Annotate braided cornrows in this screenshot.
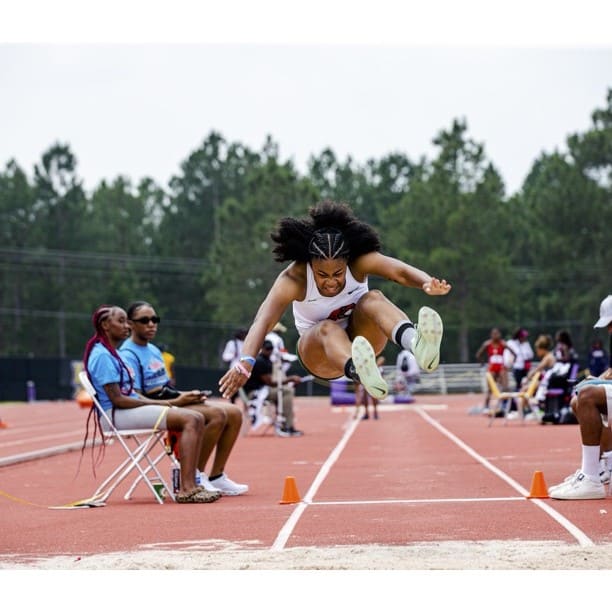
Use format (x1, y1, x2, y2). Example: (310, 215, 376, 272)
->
(271, 200, 381, 263)
(308, 227, 349, 260)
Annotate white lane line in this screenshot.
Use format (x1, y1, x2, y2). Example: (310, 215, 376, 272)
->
(0, 440, 99, 466)
(311, 497, 525, 505)
(271, 414, 361, 551)
(415, 406, 594, 546)
(270, 403, 594, 551)
(0, 429, 86, 449)
(331, 403, 447, 414)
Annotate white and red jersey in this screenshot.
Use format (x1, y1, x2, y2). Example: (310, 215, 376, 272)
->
(292, 263, 369, 336)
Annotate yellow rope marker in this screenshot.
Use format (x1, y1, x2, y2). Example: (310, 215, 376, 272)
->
(0, 488, 105, 510)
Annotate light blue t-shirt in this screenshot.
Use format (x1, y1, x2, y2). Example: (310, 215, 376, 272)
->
(119, 338, 169, 393)
(87, 342, 139, 411)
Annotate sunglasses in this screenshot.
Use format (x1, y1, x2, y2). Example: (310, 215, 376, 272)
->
(131, 316, 161, 325)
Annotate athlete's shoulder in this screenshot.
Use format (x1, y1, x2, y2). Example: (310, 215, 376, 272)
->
(279, 262, 307, 289)
(350, 251, 390, 276)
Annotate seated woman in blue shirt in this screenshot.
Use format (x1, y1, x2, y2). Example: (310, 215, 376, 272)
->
(119, 301, 247, 496)
(83, 304, 219, 503)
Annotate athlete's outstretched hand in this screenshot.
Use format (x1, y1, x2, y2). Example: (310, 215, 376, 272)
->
(219, 365, 249, 400)
(423, 277, 451, 295)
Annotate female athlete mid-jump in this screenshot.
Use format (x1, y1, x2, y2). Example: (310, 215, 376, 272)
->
(219, 200, 451, 402)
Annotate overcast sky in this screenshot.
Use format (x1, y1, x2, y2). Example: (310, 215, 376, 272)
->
(1, 1, 611, 196)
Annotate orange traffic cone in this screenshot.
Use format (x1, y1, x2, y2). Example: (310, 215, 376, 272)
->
(279, 476, 301, 504)
(527, 470, 549, 498)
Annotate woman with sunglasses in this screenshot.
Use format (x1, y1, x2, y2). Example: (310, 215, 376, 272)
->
(82, 304, 219, 503)
(219, 200, 451, 402)
(120, 301, 247, 496)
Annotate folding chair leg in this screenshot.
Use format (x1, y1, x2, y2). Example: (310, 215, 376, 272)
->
(487, 402, 498, 427)
(123, 438, 178, 503)
(91, 453, 140, 504)
(91, 432, 169, 504)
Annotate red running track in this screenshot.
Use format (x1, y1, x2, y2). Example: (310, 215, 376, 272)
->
(0, 393, 610, 561)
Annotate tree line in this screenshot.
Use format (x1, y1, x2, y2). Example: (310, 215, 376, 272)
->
(1, 89, 610, 368)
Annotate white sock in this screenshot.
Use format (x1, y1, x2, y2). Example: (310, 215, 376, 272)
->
(581, 445, 601, 480)
(602, 450, 612, 469)
(392, 320, 416, 351)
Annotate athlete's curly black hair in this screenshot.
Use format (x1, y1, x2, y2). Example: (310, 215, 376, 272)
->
(270, 200, 381, 263)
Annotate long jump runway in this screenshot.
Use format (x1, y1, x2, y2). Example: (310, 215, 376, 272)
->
(1, 393, 612, 570)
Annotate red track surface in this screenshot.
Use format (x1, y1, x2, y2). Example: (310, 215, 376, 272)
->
(1, 393, 610, 561)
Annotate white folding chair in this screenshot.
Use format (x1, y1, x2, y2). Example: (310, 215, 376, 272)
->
(78, 371, 177, 506)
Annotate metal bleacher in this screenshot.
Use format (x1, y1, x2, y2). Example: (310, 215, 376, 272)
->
(382, 363, 488, 395)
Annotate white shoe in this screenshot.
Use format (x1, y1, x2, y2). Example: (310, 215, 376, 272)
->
(351, 336, 388, 400)
(599, 458, 611, 485)
(209, 473, 248, 496)
(549, 470, 606, 500)
(251, 411, 272, 432)
(523, 410, 542, 422)
(548, 469, 581, 494)
(196, 471, 221, 493)
(411, 307, 443, 372)
(549, 464, 611, 494)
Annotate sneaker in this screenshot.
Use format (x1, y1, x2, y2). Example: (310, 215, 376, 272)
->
(276, 426, 304, 437)
(548, 469, 581, 494)
(176, 487, 220, 503)
(209, 473, 248, 496)
(549, 465, 611, 494)
(251, 411, 272, 432)
(599, 458, 611, 485)
(196, 470, 222, 493)
(275, 425, 292, 437)
(411, 306, 443, 372)
(549, 470, 606, 500)
(351, 336, 388, 400)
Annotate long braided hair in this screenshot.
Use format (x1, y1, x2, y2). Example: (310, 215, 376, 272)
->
(80, 305, 133, 471)
(271, 200, 381, 263)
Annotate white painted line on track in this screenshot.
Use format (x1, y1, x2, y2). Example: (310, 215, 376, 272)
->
(271, 412, 361, 551)
(0, 429, 85, 450)
(311, 496, 526, 505)
(415, 406, 594, 546)
(331, 403, 447, 414)
(271, 401, 595, 550)
(0, 439, 100, 466)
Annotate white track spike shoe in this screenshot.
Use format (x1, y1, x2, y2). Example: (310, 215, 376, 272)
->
(411, 307, 443, 373)
(351, 336, 388, 401)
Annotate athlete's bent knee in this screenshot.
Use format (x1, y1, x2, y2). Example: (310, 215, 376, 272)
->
(577, 385, 605, 415)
